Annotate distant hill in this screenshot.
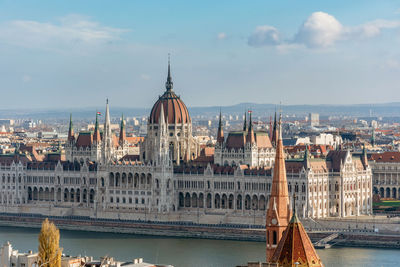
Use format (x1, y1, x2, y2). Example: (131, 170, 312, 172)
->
(1, 102, 400, 120)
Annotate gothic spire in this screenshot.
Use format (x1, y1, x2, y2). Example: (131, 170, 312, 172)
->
(243, 112, 247, 132)
(304, 144, 310, 169)
(217, 109, 224, 144)
(119, 113, 126, 145)
(68, 113, 74, 142)
(93, 112, 101, 143)
(246, 111, 255, 144)
(362, 143, 368, 169)
(104, 98, 111, 136)
(102, 98, 113, 163)
(165, 55, 173, 92)
(271, 111, 277, 147)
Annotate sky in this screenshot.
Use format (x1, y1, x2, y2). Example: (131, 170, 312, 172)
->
(0, 0, 400, 109)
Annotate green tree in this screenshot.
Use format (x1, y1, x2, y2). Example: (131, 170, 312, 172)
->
(38, 218, 62, 267)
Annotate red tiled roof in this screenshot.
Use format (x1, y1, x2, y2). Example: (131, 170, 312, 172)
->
(271, 213, 324, 266)
(255, 132, 273, 148)
(149, 90, 190, 124)
(225, 132, 246, 149)
(76, 132, 93, 148)
(370, 152, 400, 163)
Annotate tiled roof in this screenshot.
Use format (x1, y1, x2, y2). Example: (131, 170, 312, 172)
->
(225, 131, 246, 149)
(370, 152, 400, 163)
(149, 90, 190, 124)
(255, 132, 273, 148)
(76, 132, 93, 148)
(271, 212, 324, 267)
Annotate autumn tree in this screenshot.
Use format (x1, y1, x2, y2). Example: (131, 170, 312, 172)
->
(38, 218, 62, 267)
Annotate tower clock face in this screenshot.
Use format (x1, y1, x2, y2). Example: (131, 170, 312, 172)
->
(271, 218, 277, 225)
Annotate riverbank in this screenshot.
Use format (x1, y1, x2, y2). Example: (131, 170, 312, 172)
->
(0, 213, 399, 249)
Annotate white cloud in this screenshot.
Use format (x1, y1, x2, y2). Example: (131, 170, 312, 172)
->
(248, 25, 280, 47)
(217, 32, 227, 40)
(347, 19, 400, 39)
(248, 11, 400, 50)
(0, 14, 128, 50)
(294, 12, 343, 48)
(22, 75, 31, 83)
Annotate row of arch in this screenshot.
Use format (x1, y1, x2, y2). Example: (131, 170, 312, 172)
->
(108, 172, 152, 189)
(178, 192, 267, 210)
(27, 187, 95, 203)
(375, 187, 400, 199)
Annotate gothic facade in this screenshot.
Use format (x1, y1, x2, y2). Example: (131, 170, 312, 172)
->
(0, 63, 373, 225)
(214, 112, 276, 168)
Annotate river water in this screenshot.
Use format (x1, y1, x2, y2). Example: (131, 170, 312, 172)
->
(0, 226, 398, 267)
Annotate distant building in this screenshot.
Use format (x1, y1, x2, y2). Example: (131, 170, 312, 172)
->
(309, 113, 319, 127)
(370, 151, 400, 199)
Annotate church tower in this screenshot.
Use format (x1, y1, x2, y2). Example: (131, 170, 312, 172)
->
(266, 114, 291, 261)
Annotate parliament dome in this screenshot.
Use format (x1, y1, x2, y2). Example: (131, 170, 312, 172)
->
(149, 63, 190, 124)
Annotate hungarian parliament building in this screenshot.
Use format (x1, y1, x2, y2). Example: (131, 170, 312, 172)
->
(0, 63, 373, 225)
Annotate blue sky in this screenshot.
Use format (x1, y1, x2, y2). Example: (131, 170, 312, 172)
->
(0, 0, 399, 109)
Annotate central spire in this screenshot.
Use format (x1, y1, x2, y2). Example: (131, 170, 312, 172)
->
(165, 54, 173, 92)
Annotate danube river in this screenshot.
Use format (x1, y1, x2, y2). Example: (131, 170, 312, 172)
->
(0, 226, 398, 267)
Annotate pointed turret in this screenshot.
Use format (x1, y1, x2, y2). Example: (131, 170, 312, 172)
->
(270, 194, 324, 267)
(271, 111, 278, 147)
(266, 114, 291, 261)
(159, 103, 166, 133)
(243, 112, 247, 132)
(304, 144, 310, 169)
(361, 143, 368, 169)
(371, 128, 376, 147)
(68, 113, 75, 142)
(246, 111, 255, 144)
(217, 110, 224, 144)
(165, 55, 173, 92)
(102, 99, 113, 163)
(119, 114, 126, 145)
(93, 112, 101, 144)
(104, 99, 111, 137)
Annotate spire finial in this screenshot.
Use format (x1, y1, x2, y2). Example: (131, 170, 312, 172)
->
(166, 54, 173, 91)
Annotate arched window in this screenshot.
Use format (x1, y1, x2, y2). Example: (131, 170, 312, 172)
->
(273, 231, 277, 245)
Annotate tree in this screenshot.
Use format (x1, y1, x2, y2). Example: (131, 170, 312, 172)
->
(38, 218, 62, 267)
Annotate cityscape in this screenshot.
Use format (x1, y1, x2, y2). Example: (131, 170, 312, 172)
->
(1, 1, 400, 267)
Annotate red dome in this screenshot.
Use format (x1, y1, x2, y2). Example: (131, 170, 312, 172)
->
(150, 90, 190, 124)
(149, 62, 190, 124)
